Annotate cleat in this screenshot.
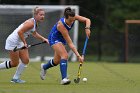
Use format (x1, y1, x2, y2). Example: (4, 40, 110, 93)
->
(61, 78, 71, 85)
(11, 79, 25, 83)
(40, 63, 46, 80)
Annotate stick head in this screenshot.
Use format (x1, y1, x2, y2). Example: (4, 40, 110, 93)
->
(74, 78, 80, 83)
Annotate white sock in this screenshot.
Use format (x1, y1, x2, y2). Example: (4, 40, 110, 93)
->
(0, 61, 11, 69)
(13, 62, 26, 79)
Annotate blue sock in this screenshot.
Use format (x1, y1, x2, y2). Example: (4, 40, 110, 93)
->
(60, 59, 68, 79)
(43, 59, 56, 70)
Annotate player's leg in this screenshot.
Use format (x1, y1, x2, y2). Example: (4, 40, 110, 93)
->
(40, 52, 60, 80)
(0, 51, 19, 69)
(52, 43, 70, 85)
(0, 37, 20, 70)
(11, 49, 29, 83)
(43, 52, 60, 70)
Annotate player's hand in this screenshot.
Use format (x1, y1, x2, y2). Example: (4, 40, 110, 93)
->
(85, 29, 91, 38)
(43, 39, 49, 45)
(23, 43, 28, 49)
(24, 43, 28, 48)
(78, 55, 84, 63)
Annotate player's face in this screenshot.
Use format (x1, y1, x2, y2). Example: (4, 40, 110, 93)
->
(36, 11, 45, 22)
(67, 16, 75, 24)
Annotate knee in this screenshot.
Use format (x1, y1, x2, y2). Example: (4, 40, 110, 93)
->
(11, 61, 19, 67)
(53, 59, 60, 65)
(61, 53, 68, 59)
(22, 58, 29, 65)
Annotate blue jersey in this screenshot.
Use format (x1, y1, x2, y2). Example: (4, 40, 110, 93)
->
(48, 17, 75, 46)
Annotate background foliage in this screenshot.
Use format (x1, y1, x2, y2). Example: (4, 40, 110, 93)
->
(0, 0, 140, 62)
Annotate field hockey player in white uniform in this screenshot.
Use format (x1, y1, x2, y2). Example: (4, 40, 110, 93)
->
(0, 7, 48, 83)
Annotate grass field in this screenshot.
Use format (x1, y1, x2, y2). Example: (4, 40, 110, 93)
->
(0, 62, 140, 93)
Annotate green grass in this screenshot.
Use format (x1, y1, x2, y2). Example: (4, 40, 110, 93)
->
(0, 62, 140, 93)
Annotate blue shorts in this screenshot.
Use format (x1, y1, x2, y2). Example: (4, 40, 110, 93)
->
(48, 35, 66, 46)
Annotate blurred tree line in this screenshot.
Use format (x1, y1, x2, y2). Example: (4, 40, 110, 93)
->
(0, 0, 140, 62)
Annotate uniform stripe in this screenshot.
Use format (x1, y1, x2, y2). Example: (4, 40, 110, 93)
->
(9, 61, 11, 68)
(5, 61, 8, 69)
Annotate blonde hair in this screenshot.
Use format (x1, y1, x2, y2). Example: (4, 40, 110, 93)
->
(32, 6, 44, 17)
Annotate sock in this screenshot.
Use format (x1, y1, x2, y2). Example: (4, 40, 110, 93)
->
(12, 62, 26, 79)
(0, 61, 11, 69)
(43, 59, 57, 70)
(60, 59, 68, 79)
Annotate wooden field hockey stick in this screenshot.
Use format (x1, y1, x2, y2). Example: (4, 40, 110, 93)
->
(74, 37, 89, 83)
(13, 41, 46, 52)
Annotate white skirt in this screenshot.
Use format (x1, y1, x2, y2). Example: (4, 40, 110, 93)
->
(5, 37, 24, 51)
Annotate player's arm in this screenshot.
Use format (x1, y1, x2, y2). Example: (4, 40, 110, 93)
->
(57, 22, 83, 62)
(18, 20, 34, 46)
(32, 31, 49, 44)
(75, 15, 91, 38)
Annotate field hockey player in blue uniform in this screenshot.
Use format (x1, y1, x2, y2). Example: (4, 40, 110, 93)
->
(40, 7, 91, 85)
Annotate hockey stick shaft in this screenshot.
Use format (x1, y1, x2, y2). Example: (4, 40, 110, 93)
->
(78, 37, 88, 76)
(74, 37, 89, 83)
(28, 41, 46, 47)
(13, 41, 46, 52)
(82, 37, 89, 56)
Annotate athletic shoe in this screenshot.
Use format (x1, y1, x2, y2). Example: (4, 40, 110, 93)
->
(61, 78, 71, 85)
(11, 79, 26, 83)
(40, 63, 46, 80)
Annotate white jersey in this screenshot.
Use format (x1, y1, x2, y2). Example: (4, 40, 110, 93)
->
(8, 18, 36, 42)
(5, 18, 37, 50)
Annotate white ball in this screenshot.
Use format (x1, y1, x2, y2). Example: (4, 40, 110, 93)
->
(82, 78, 87, 82)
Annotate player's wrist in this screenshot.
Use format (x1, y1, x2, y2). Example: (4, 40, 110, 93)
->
(77, 55, 80, 58)
(85, 27, 91, 29)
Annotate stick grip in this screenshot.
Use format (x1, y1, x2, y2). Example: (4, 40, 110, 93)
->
(82, 37, 88, 56)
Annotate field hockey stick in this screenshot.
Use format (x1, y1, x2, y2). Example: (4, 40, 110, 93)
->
(74, 37, 89, 83)
(13, 41, 46, 52)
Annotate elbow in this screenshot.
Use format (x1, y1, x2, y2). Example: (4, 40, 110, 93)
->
(18, 31, 22, 36)
(32, 34, 36, 38)
(32, 32, 37, 38)
(86, 18, 91, 24)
